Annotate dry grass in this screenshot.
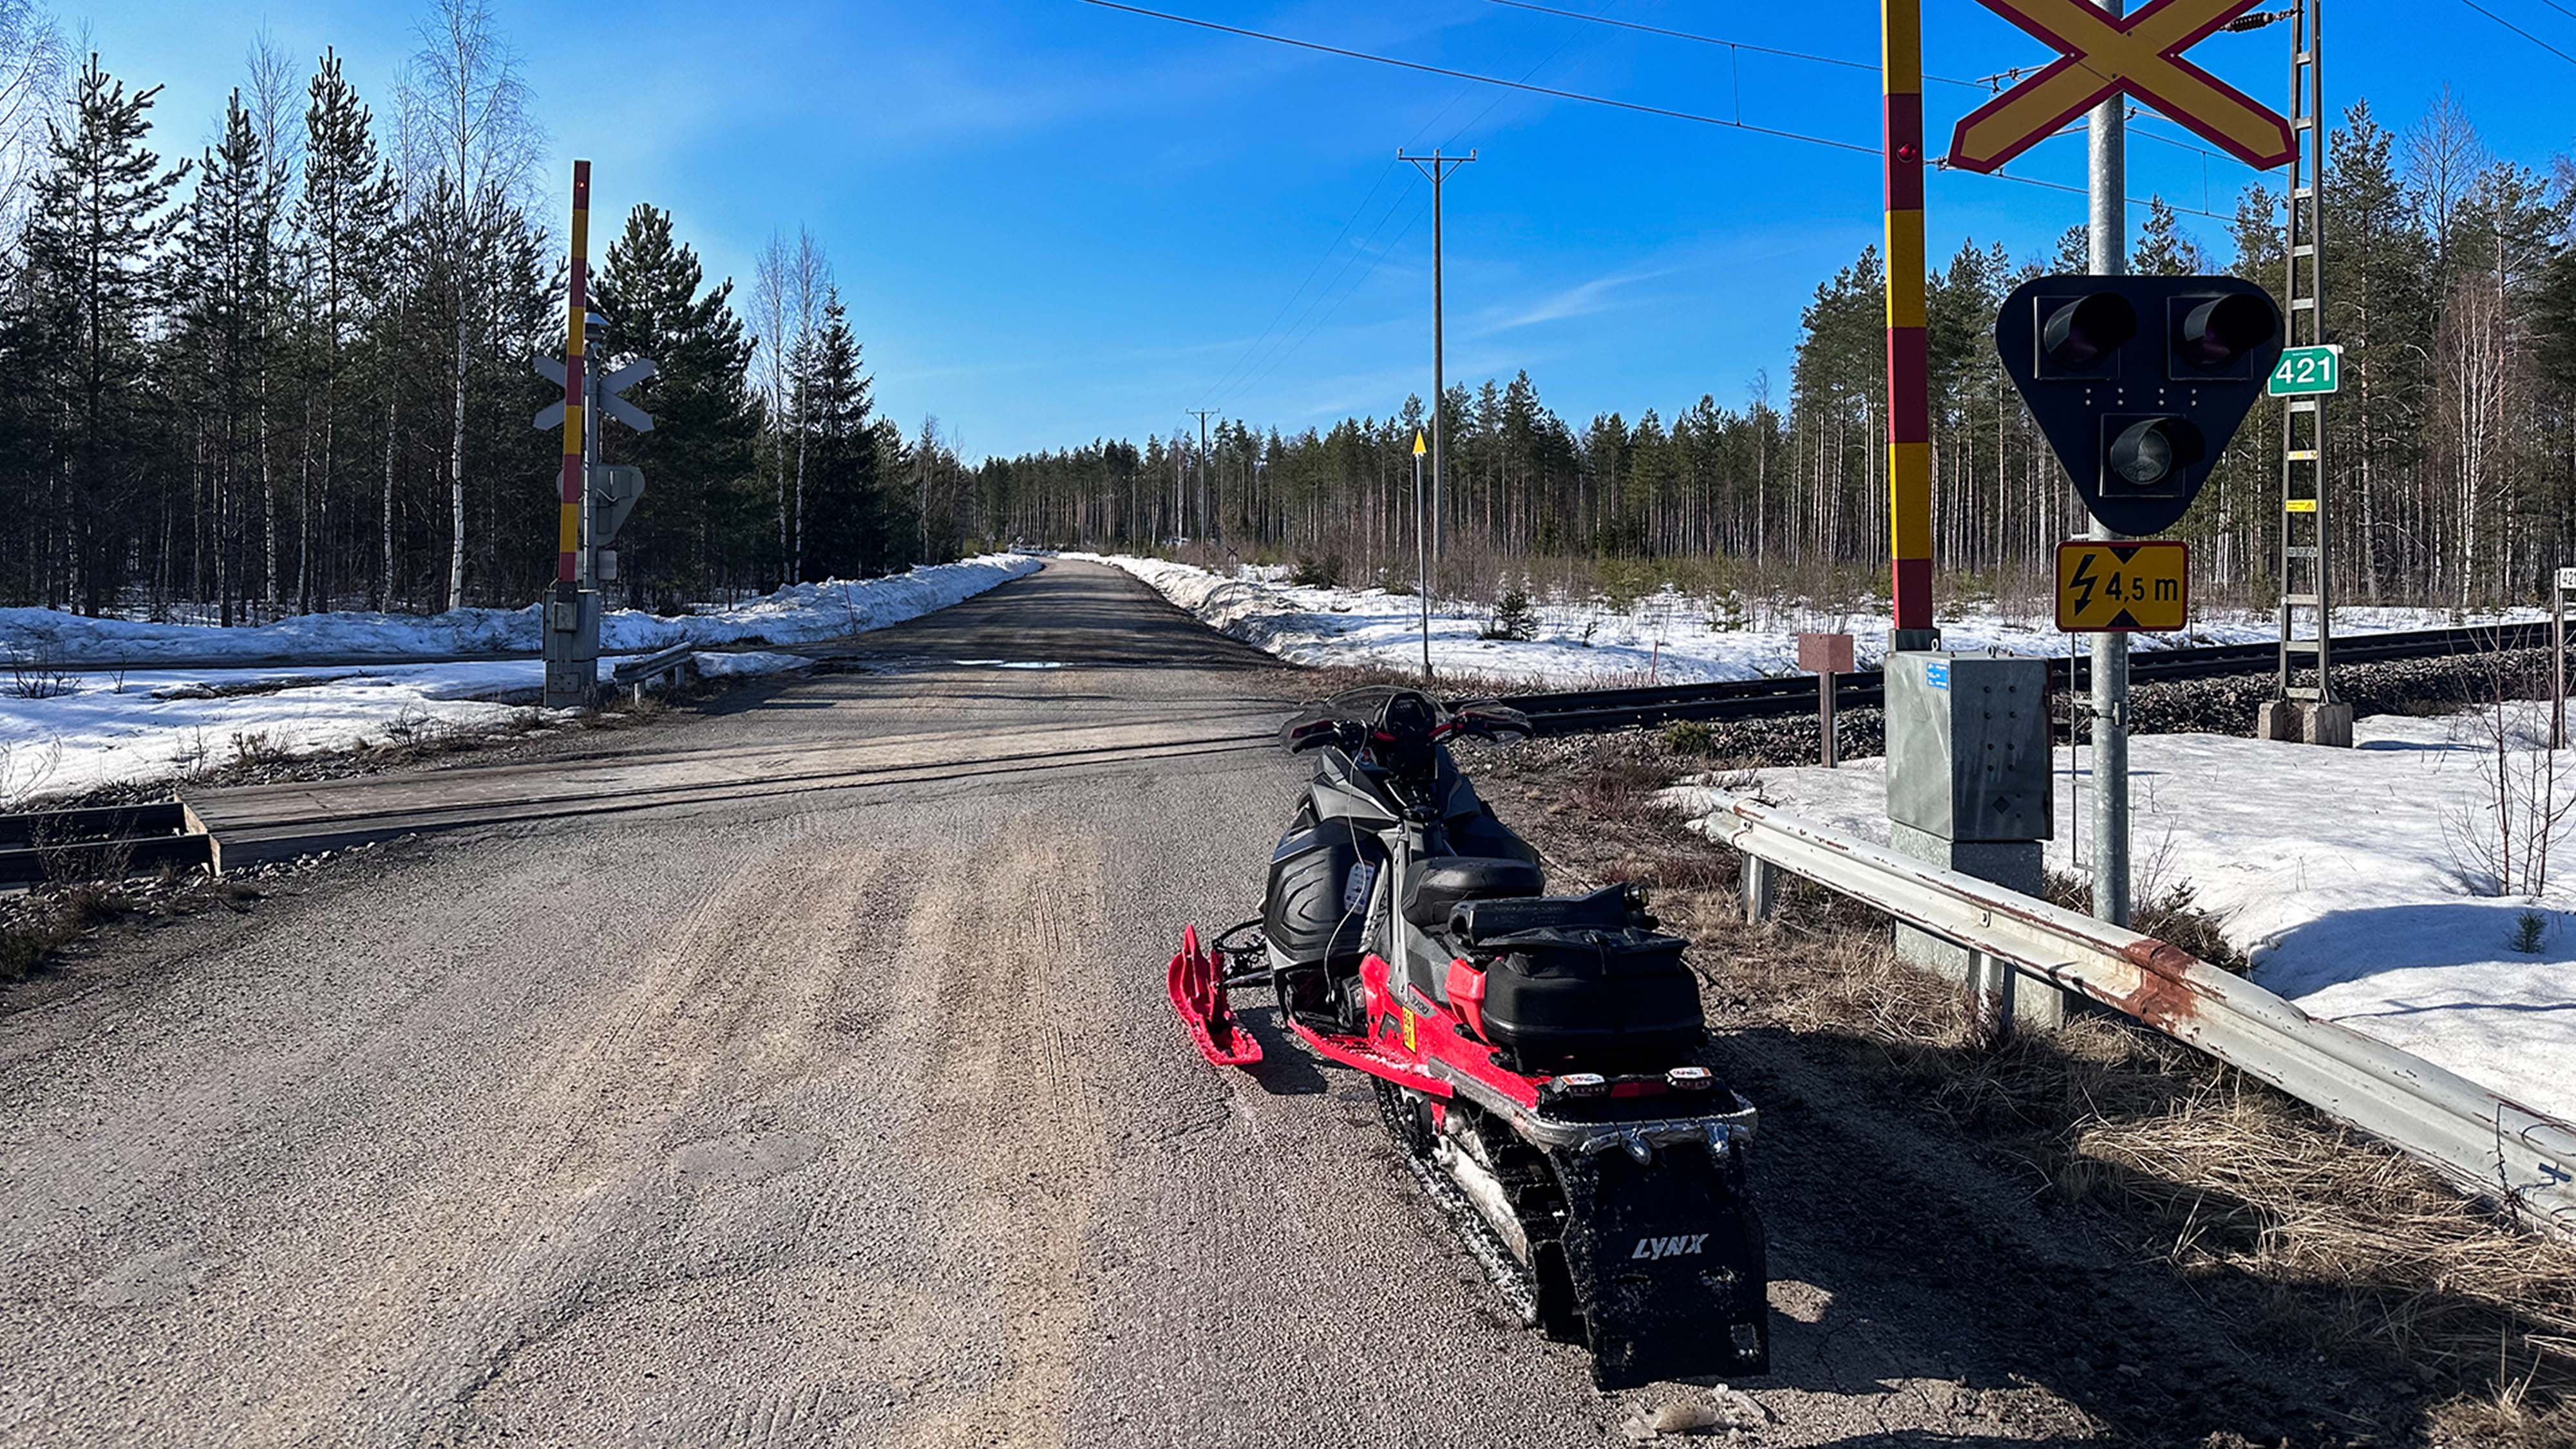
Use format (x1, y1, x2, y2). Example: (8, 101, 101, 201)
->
(1, 864, 263, 985)
(1489, 745, 2576, 1433)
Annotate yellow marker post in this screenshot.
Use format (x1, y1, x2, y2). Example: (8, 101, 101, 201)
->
(1412, 430, 1431, 682)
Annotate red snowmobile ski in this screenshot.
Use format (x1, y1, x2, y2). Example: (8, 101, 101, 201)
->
(1170, 687, 1768, 1389)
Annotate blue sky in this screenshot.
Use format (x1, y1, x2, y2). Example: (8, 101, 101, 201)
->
(62, 0, 2576, 458)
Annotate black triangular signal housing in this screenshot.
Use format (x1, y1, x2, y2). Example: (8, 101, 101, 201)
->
(1996, 274, 2282, 537)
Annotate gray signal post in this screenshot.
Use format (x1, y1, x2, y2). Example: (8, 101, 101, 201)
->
(2086, 0, 2133, 928)
(534, 337, 655, 708)
(1399, 149, 1472, 602)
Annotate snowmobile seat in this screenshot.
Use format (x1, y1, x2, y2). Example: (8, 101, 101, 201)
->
(1446, 886, 1638, 945)
(1403, 858, 1544, 928)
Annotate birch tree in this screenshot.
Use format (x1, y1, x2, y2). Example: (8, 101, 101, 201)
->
(402, 0, 536, 610)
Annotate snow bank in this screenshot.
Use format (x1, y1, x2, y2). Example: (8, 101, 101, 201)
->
(0, 554, 1041, 667)
(1078, 553, 2536, 690)
(1668, 707, 2576, 1124)
(0, 650, 820, 806)
(0, 556, 1041, 802)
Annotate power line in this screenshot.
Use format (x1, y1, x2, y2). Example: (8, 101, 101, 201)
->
(2454, 0, 2576, 64)
(1075, 0, 1879, 155)
(1213, 193, 1430, 412)
(1474, 0, 1988, 90)
(1193, 160, 1399, 410)
(1937, 158, 2232, 221)
(1208, 169, 1430, 412)
(2539, 0, 2576, 19)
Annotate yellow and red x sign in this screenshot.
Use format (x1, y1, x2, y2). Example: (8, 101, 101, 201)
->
(1947, 0, 2295, 175)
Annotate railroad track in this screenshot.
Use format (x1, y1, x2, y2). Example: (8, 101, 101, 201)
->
(1500, 621, 2559, 734)
(3, 622, 2551, 879)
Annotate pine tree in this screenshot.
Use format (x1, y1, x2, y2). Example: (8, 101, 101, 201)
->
(2133, 197, 2206, 275)
(796, 289, 884, 579)
(21, 54, 189, 613)
(175, 90, 267, 622)
(296, 47, 395, 614)
(591, 202, 759, 605)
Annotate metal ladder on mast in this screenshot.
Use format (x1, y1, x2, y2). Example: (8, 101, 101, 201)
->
(2275, 0, 2332, 705)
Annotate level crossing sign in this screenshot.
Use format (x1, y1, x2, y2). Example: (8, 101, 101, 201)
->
(1947, 0, 2296, 175)
(2056, 540, 2190, 632)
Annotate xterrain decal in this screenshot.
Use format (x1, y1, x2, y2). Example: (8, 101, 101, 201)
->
(1630, 1234, 1709, 1262)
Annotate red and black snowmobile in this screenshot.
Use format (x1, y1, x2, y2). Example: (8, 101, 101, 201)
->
(1170, 686, 1768, 1388)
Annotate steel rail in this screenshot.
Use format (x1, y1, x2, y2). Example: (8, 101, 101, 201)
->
(1498, 621, 2560, 734)
(1690, 788, 2576, 1238)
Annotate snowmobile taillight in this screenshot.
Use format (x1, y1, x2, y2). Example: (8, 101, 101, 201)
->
(1665, 1067, 1714, 1092)
(1553, 1072, 1609, 1099)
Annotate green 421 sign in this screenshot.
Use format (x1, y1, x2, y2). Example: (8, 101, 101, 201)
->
(2268, 343, 2343, 397)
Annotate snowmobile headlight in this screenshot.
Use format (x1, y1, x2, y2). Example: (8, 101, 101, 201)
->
(1665, 1067, 1713, 1091)
(1554, 1072, 1608, 1098)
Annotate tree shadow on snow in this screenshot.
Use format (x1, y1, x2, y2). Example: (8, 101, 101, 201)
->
(2254, 899, 2576, 1001)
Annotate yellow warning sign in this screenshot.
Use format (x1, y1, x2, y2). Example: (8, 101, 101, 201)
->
(1412, 430, 1428, 458)
(2284, 498, 2317, 513)
(2056, 540, 2189, 633)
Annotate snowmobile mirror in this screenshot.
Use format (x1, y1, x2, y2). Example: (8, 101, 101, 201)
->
(1282, 717, 1346, 753)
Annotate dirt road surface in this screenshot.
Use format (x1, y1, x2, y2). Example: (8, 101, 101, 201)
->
(1, 562, 2380, 1446)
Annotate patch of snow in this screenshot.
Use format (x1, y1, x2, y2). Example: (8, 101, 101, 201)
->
(688, 650, 815, 681)
(1668, 704, 2576, 1124)
(0, 560, 1036, 801)
(1075, 553, 2540, 690)
(0, 554, 1041, 667)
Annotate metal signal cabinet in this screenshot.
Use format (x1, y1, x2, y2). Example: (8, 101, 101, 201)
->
(1884, 651, 2062, 1028)
(1885, 652, 2053, 844)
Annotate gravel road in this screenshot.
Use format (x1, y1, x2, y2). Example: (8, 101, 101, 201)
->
(0, 562, 2380, 1446)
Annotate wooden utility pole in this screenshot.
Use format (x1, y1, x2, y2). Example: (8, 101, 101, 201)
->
(1399, 149, 1473, 601)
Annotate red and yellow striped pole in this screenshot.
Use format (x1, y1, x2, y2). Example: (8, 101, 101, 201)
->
(557, 160, 591, 585)
(1883, 2, 1935, 643)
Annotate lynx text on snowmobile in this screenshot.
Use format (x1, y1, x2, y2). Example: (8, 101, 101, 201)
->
(1168, 687, 1768, 1388)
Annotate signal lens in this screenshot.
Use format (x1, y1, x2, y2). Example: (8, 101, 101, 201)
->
(2180, 293, 2278, 368)
(2043, 292, 2137, 369)
(2107, 417, 2204, 490)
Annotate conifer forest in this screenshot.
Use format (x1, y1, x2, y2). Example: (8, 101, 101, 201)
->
(1, 0, 2568, 618)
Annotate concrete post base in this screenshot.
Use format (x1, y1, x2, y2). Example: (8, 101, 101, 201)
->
(1888, 822, 2065, 1031)
(2256, 698, 2354, 748)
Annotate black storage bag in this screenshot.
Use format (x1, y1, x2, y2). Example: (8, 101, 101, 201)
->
(1471, 925, 1703, 1074)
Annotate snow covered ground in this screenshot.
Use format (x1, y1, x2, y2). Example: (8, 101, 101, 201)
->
(0, 557, 1041, 804)
(1669, 705, 2576, 1124)
(1081, 553, 2534, 689)
(2, 554, 1041, 666)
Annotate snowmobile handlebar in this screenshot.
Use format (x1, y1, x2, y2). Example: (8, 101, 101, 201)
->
(1278, 689, 1532, 755)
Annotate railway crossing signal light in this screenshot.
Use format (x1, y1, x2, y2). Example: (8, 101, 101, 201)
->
(1999, 274, 2281, 537)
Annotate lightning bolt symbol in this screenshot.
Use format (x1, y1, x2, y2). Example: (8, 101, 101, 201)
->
(2070, 551, 2100, 615)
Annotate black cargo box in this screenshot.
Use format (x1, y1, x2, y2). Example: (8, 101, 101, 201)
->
(1468, 925, 1703, 1074)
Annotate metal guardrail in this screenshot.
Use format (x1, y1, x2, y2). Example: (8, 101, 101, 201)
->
(1692, 788, 2576, 1238)
(1503, 622, 2562, 735)
(0, 802, 220, 886)
(609, 643, 698, 691)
